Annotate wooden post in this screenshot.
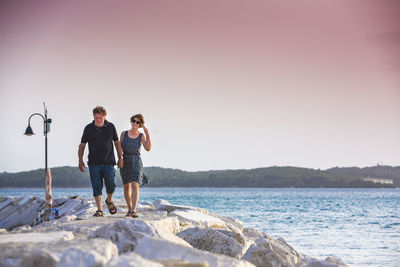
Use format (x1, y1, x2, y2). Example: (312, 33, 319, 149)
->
(46, 169, 52, 208)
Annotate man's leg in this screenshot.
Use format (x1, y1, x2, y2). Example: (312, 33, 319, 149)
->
(89, 165, 103, 212)
(103, 165, 117, 214)
(95, 195, 102, 211)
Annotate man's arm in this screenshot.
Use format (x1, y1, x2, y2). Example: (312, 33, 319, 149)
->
(78, 143, 86, 172)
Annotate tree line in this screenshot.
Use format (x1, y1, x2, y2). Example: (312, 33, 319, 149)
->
(0, 165, 398, 188)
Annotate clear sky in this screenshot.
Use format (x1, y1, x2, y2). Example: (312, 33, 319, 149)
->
(1, 0, 399, 173)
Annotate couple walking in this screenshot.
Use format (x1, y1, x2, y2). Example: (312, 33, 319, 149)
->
(78, 106, 151, 218)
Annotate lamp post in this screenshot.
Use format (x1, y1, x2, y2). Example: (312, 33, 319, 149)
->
(24, 103, 52, 208)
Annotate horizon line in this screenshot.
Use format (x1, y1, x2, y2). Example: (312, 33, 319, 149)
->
(2, 164, 399, 174)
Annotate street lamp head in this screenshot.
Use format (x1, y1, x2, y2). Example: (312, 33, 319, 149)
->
(24, 125, 35, 136)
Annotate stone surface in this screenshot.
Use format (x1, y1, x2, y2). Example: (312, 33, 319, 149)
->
(134, 236, 254, 267)
(90, 217, 191, 253)
(170, 209, 226, 229)
(106, 252, 163, 267)
(0, 197, 97, 231)
(300, 256, 348, 267)
(0, 231, 74, 244)
(0, 197, 44, 230)
(177, 227, 246, 259)
(0, 197, 348, 267)
(243, 228, 269, 242)
(57, 247, 108, 267)
(153, 199, 242, 233)
(242, 236, 301, 267)
(155, 259, 210, 267)
(19, 249, 59, 267)
(0, 238, 118, 267)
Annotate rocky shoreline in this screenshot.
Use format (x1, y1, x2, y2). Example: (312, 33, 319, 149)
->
(0, 196, 347, 267)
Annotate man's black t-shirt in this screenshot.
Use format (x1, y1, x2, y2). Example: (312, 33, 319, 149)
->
(81, 120, 119, 165)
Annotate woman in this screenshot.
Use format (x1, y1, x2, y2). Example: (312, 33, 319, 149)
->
(119, 114, 151, 217)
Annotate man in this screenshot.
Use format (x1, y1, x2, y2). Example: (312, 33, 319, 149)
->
(78, 106, 123, 217)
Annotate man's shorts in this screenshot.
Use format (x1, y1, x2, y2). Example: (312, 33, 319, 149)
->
(88, 165, 116, 197)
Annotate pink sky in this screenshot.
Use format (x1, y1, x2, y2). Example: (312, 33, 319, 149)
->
(1, 0, 399, 172)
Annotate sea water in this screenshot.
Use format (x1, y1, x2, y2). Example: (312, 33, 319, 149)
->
(1, 187, 399, 266)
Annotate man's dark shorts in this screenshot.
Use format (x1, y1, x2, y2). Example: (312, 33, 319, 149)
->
(88, 165, 116, 197)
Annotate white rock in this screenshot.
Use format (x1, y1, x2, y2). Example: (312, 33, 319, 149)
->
(177, 227, 247, 259)
(134, 236, 255, 267)
(150, 215, 181, 234)
(153, 199, 171, 210)
(0, 197, 14, 211)
(90, 218, 191, 253)
(0, 197, 44, 230)
(300, 256, 348, 267)
(137, 202, 156, 212)
(18, 197, 32, 206)
(242, 236, 301, 267)
(54, 239, 118, 261)
(325, 256, 348, 266)
(58, 215, 77, 223)
(11, 224, 32, 233)
(146, 210, 168, 217)
(49, 239, 119, 267)
(170, 209, 226, 229)
(106, 252, 163, 267)
(20, 248, 59, 267)
(0, 231, 74, 243)
(0, 237, 117, 267)
(73, 202, 97, 219)
(56, 199, 87, 217)
(0, 197, 348, 267)
(153, 199, 202, 213)
(57, 247, 108, 267)
(154, 199, 243, 233)
(243, 228, 269, 242)
(218, 229, 247, 247)
(0, 197, 96, 231)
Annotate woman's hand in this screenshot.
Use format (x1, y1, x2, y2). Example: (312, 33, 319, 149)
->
(143, 125, 149, 135)
(117, 158, 123, 168)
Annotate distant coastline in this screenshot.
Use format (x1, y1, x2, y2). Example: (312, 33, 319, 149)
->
(1, 165, 398, 188)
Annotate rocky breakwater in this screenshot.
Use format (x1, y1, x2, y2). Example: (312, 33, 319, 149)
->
(0, 196, 348, 267)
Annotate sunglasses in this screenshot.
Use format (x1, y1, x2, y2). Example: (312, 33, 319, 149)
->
(131, 120, 141, 124)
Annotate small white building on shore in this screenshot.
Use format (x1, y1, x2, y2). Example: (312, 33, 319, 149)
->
(363, 177, 393, 184)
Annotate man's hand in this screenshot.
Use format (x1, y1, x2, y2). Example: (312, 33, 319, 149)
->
(78, 143, 86, 172)
(79, 161, 86, 172)
(117, 158, 123, 169)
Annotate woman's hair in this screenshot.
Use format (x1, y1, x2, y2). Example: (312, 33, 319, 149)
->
(130, 114, 145, 128)
(93, 106, 107, 116)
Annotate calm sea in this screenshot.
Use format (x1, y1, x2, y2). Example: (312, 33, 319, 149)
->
(1, 188, 399, 266)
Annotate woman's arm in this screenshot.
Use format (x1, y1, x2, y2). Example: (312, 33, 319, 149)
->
(120, 131, 125, 145)
(142, 126, 151, 151)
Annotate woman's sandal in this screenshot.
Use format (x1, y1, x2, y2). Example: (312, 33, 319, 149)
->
(105, 200, 117, 214)
(126, 211, 132, 217)
(131, 211, 139, 218)
(93, 210, 103, 217)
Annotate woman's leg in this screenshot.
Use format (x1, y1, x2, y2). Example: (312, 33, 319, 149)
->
(124, 183, 132, 212)
(131, 182, 139, 212)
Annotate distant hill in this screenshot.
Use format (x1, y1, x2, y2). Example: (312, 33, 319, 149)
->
(0, 165, 398, 188)
(327, 165, 400, 187)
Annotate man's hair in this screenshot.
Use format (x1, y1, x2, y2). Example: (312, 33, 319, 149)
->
(93, 106, 107, 116)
